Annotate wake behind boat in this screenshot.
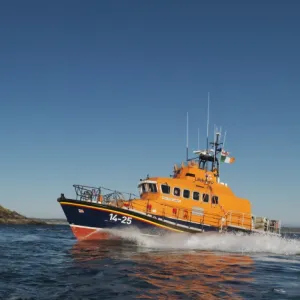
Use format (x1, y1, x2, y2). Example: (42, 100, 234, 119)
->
(57, 129, 281, 241)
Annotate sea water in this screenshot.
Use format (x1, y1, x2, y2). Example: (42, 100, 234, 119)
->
(0, 225, 299, 299)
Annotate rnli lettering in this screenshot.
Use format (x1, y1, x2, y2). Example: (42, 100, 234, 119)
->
(162, 196, 181, 203)
(109, 213, 132, 224)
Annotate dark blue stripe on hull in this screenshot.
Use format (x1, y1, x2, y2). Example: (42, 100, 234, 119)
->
(161, 215, 219, 233)
(60, 202, 180, 235)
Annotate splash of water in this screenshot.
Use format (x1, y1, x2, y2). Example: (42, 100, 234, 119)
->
(107, 227, 300, 255)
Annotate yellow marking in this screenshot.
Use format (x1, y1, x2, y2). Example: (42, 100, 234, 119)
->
(60, 201, 183, 233)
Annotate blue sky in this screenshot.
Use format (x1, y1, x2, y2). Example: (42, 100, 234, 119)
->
(1, 1, 300, 225)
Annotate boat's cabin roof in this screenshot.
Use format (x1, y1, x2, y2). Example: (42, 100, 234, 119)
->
(173, 161, 218, 183)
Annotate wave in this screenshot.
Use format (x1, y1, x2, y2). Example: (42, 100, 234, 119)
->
(106, 227, 300, 255)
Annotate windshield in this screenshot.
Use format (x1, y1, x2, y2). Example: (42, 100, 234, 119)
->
(139, 183, 157, 195)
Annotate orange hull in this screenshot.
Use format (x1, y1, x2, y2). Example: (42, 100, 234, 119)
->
(70, 225, 113, 241)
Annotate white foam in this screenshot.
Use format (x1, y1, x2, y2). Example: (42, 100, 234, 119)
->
(107, 228, 300, 255)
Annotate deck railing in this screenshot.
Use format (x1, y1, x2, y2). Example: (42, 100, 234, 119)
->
(73, 184, 138, 203)
(71, 184, 280, 234)
(225, 210, 253, 231)
(131, 198, 222, 230)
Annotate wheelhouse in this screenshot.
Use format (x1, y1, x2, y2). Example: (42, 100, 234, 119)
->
(138, 180, 158, 196)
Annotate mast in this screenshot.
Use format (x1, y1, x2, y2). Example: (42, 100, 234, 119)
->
(206, 92, 210, 154)
(223, 130, 227, 149)
(204, 92, 210, 174)
(210, 129, 222, 179)
(186, 112, 189, 162)
(218, 130, 226, 178)
(197, 93, 213, 171)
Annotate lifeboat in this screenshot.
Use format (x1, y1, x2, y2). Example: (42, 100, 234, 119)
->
(57, 131, 281, 241)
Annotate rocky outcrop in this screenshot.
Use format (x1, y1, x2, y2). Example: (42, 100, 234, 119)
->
(0, 205, 46, 225)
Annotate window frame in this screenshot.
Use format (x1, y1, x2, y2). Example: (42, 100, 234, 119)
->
(173, 187, 181, 197)
(202, 193, 209, 203)
(161, 184, 170, 194)
(186, 173, 195, 178)
(212, 195, 219, 205)
(149, 183, 158, 193)
(193, 191, 200, 201)
(183, 189, 190, 199)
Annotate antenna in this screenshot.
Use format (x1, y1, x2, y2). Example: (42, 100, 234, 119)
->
(206, 92, 210, 153)
(204, 92, 210, 177)
(223, 130, 227, 149)
(186, 112, 189, 161)
(214, 124, 216, 144)
(216, 128, 225, 181)
(213, 125, 216, 166)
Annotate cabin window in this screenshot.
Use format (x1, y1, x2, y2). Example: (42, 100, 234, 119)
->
(193, 191, 200, 201)
(212, 196, 219, 204)
(148, 183, 157, 193)
(173, 187, 181, 197)
(161, 184, 170, 194)
(183, 189, 190, 198)
(140, 184, 146, 194)
(140, 183, 150, 194)
(202, 193, 209, 203)
(186, 173, 195, 177)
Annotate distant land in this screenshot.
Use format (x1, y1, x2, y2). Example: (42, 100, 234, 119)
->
(0, 204, 69, 225)
(0, 205, 46, 225)
(33, 218, 68, 225)
(281, 227, 300, 233)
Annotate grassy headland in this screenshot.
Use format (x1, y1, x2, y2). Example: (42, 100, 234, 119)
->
(0, 205, 46, 225)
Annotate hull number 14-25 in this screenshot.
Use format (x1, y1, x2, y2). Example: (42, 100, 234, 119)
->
(109, 213, 132, 224)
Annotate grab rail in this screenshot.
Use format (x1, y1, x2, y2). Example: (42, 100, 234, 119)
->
(73, 184, 138, 203)
(70, 184, 280, 234)
(71, 185, 222, 230)
(225, 210, 252, 231)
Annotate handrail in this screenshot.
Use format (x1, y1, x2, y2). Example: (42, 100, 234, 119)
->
(73, 184, 139, 203)
(72, 185, 222, 229)
(127, 198, 222, 229)
(71, 184, 280, 234)
(225, 210, 252, 230)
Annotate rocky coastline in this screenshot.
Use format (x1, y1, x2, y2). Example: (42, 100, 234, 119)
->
(0, 205, 46, 225)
